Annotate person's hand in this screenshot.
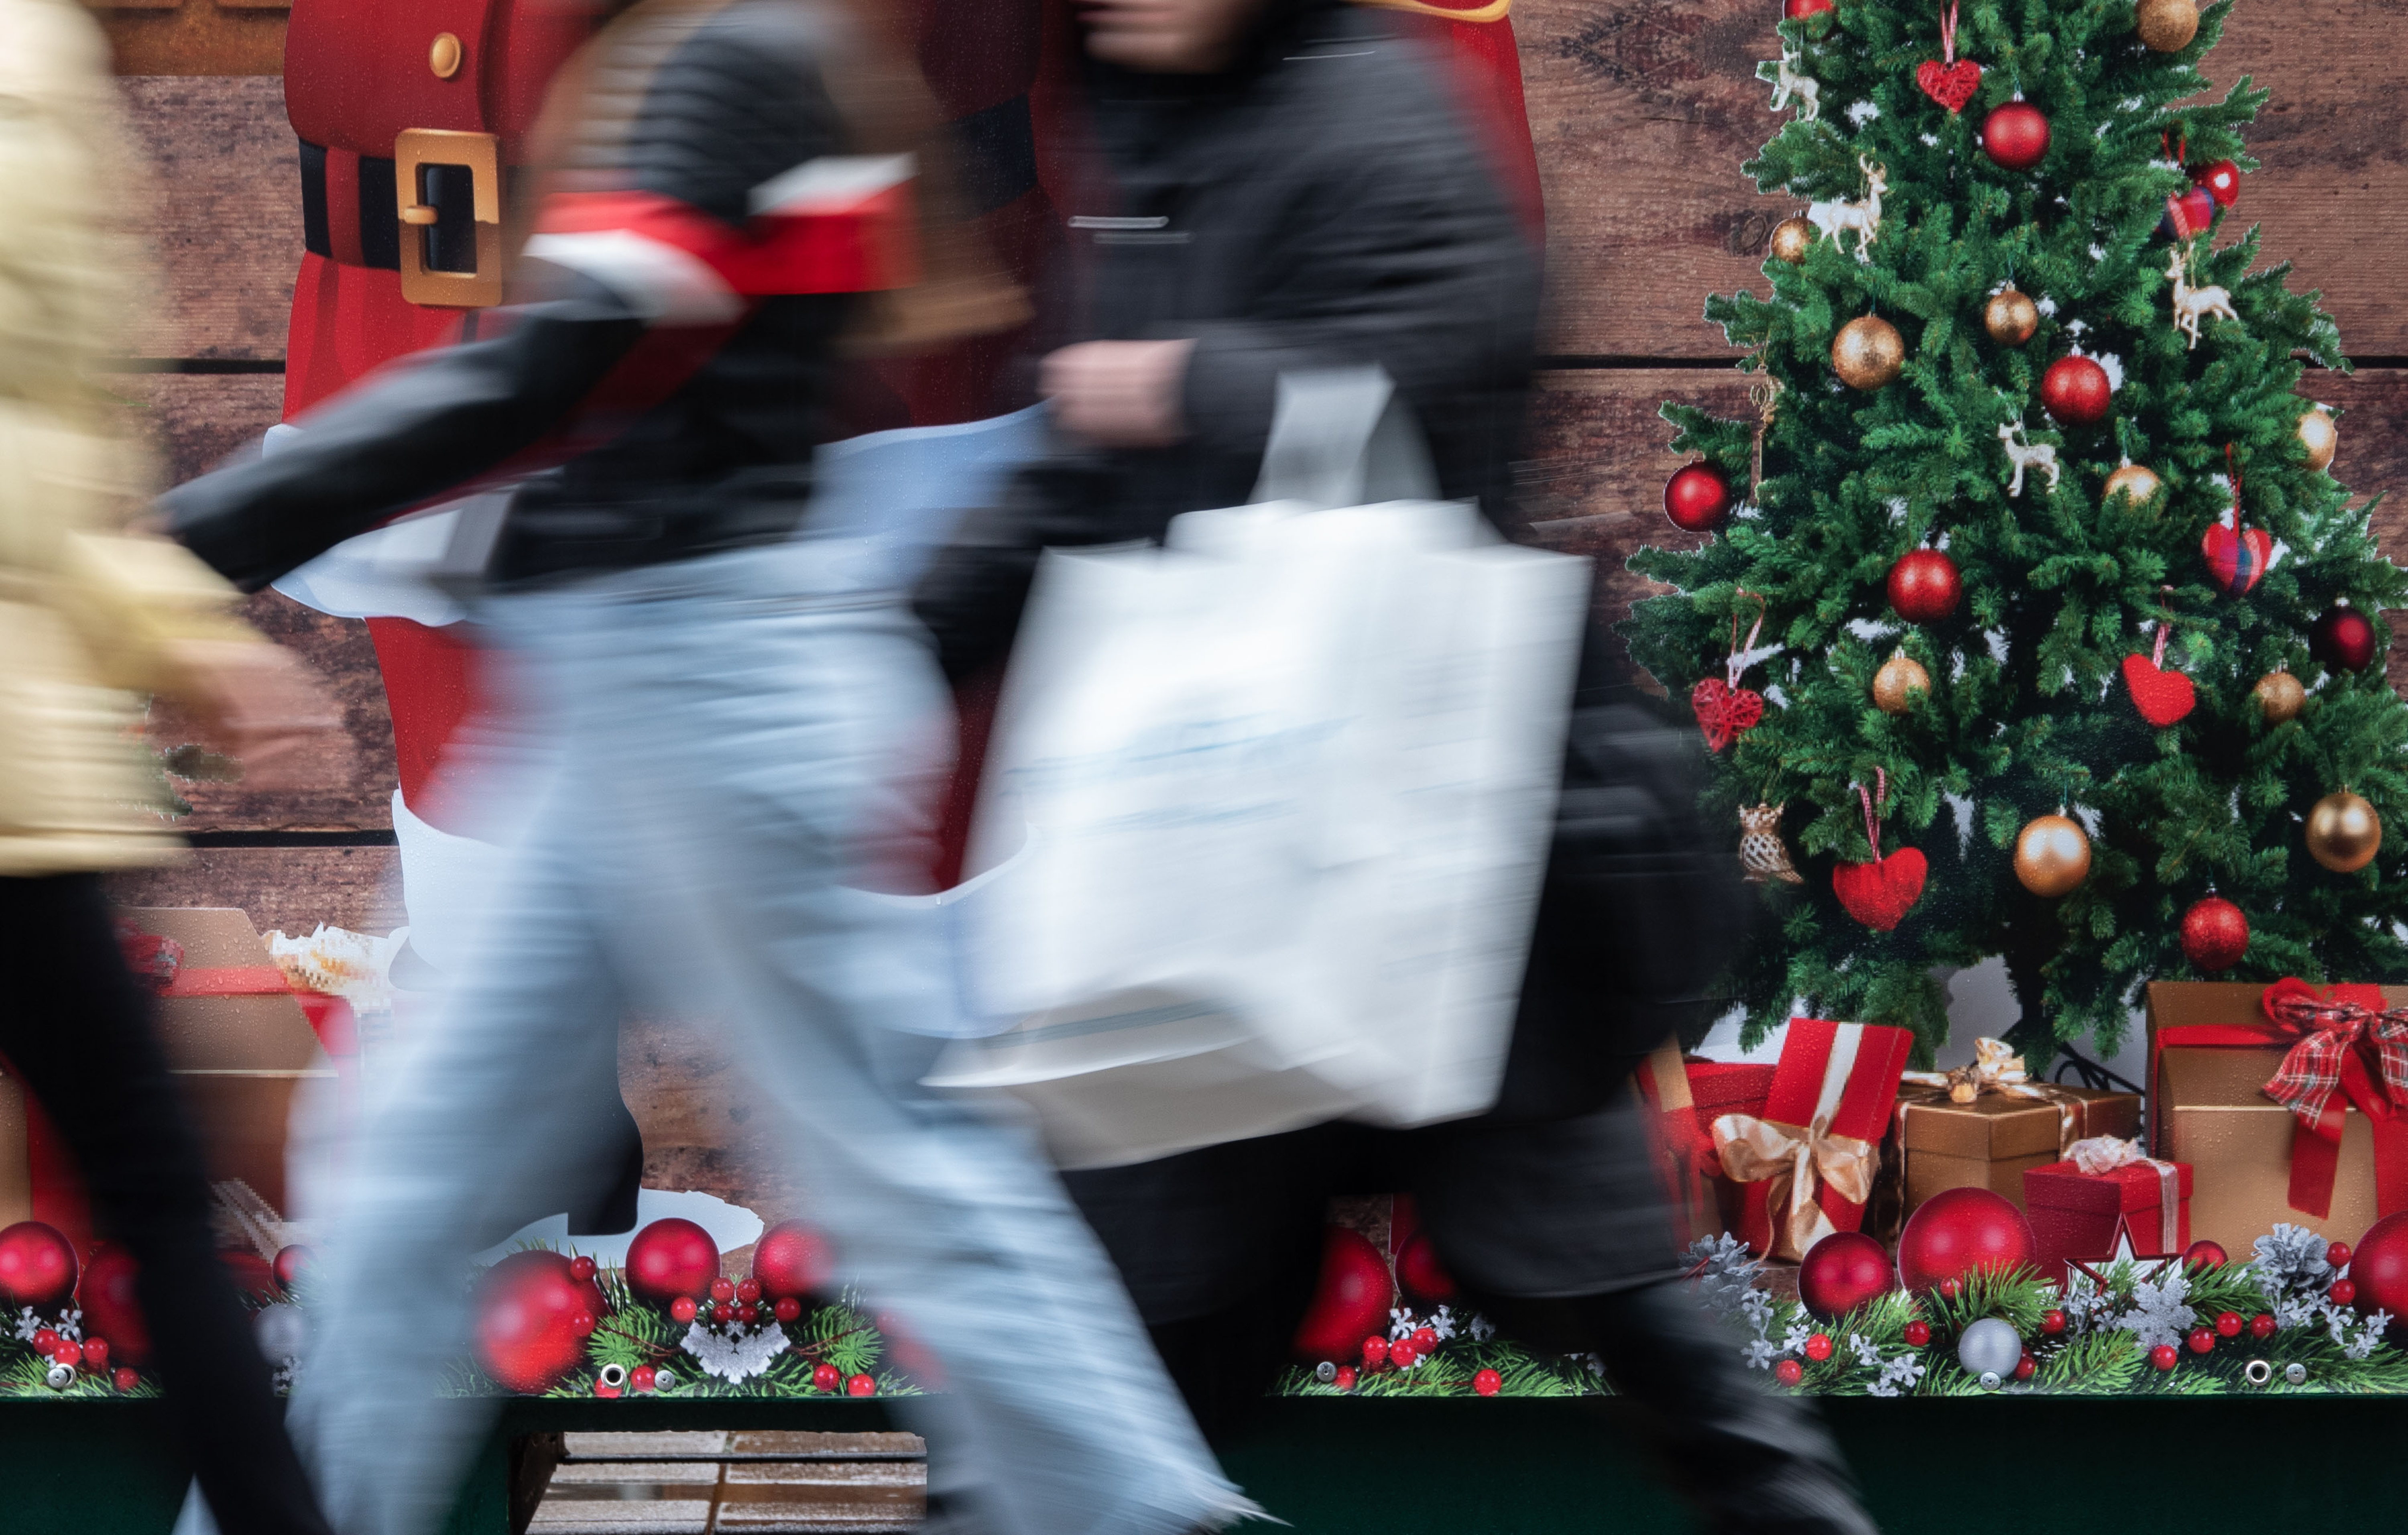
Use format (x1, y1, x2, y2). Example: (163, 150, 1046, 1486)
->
(161, 638, 346, 792)
(1040, 339, 1195, 448)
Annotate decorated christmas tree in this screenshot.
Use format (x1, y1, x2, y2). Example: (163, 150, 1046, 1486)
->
(1625, 0, 2408, 1059)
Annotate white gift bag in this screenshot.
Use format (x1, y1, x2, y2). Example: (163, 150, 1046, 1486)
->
(926, 370, 1591, 1168)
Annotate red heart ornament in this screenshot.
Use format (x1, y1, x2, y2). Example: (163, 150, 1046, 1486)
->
(2122, 652, 2196, 727)
(2201, 521, 2272, 595)
(1691, 678, 1764, 753)
(1832, 848, 1928, 931)
(1915, 59, 1982, 114)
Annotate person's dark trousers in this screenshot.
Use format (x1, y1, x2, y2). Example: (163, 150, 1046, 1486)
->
(0, 873, 334, 1535)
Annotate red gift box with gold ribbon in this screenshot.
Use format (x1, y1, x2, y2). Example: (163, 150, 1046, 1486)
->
(1702, 1020, 1915, 1260)
(2025, 1138, 2193, 1272)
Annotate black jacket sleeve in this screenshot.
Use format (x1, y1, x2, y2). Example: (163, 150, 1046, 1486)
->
(162, 283, 649, 592)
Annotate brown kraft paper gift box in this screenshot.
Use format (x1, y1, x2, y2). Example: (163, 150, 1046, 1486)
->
(2146, 980, 2403, 1255)
(122, 908, 331, 1219)
(1889, 1083, 2140, 1214)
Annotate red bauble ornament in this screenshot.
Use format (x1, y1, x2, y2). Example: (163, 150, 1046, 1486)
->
(2195, 159, 2241, 208)
(1395, 1231, 1458, 1304)
(77, 1247, 149, 1368)
(2215, 1311, 2243, 1338)
(812, 1362, 842, 1392)
(568, 1256, 597, 1283)
(1981, 102, 2052, 170)
(751, 1220, 833, 1302)
(2311, 606, 2378, 673)
(2180, 897, 2249, 972)
(2186, 1326, 2215, 1354)
(273, 1244, 316, 1291)
(1805, 1333, 1835, 1361)
(1472, 1367, 1502, 1397)
(710, 1276, 737, 1304)
(1291, 1227, 1394, 1364)
(2184, 1240, 2229, 1269)
(774, 1296, 802, 1323)
(1832, 847, 1927, 932)
(2150, 1343, 2179, 1371)
(1362, 1334, 1390, 1368)
(1896, 1188, 2037, 1293)
(625, 1218, 720, 1304)
(1784, 0, 1834, 16)
(0, 1222, 77, 1310)
(2328, 1241, 2354, 1269)
(2040, 1309, 2066, 1335)
(2249, 1312, 2276, 1339)
(1887, 550, 1962, 623)
(669, 1296, 698, 1324)
(1902, 1320, 1932, 1347)
(1798, 1232, 1895, 1319)
(473, 1250, 596, 1395)
(2349, 1212, 2408, 1340)
(1774, 1358, 1805, 1386)
(2040, 355, 2112, 425)
(846, 1373, 876, 1397)
(113, 1366, 140, 1392)
(1665, 462, 1735, 533)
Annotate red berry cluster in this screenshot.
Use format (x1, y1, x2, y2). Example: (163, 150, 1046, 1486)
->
(28, 1325, 120, 1386)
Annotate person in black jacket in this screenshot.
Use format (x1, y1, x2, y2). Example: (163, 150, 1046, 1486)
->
(914, 4, 1878, 1533)
(161, 7, 1249, 1535)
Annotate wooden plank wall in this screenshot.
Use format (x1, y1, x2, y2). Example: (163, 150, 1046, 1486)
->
(102, 0, 2408, 951)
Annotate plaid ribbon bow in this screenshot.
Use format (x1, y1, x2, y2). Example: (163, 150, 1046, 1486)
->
(2259, 977, 2408, 1136)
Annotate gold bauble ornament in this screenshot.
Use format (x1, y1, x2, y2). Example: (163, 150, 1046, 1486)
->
(2135, 0, 2199, 51)
(1983, 288, 2039, 347)
(2306, 790, 2382, 873)
(1833, 316, 1906, 390)
(1769, 217, 1815, 265)
(1873, 651, 1931, 714)
(2252, 670, 2306, 724)
(2013, 813, 2093, 898)
(2298, 407, 2338, 473)
(2102, 463, 2164, 508)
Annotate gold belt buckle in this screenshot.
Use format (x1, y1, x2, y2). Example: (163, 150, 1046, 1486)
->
(395, 128, 505, 308)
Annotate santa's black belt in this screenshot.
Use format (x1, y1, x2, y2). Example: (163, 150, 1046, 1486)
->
(299, 139, 534, 275)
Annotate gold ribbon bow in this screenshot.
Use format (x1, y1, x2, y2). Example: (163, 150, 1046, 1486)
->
(1901, 1036, 2042, 1105)
(1711, 1111, 1878, 1260)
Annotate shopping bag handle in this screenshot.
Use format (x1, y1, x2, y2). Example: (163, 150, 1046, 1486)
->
(1249, 366, 1439, 511)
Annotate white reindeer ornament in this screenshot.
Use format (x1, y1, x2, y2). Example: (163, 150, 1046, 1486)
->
(1765, 45, 1820, 122)
(1999, 422, 2060, 498)
(1807, 157, 1886, 262)
(2165, 247, 2237, 350)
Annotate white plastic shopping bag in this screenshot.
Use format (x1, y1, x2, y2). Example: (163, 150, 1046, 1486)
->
(926, 370, 1591, 1167)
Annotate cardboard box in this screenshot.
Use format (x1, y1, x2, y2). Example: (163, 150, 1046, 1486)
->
(2147, 981, 2404, 1254)
(127, 908, 332, 1220)
(1891, 1085, 2140, 1211)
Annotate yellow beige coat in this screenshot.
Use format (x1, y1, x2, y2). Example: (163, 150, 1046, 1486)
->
(0, 0, 257, 875)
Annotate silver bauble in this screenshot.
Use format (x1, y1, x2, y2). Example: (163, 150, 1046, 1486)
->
(1955, 1317, 2022, 1380)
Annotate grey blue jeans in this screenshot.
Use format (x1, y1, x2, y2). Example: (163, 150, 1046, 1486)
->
(285, 537, 1245, 1535)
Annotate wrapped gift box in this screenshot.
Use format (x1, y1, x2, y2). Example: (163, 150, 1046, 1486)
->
(1708, 1020, 1914, 1260)
(2148, 980, 2408, 1254)
(1890, 1084, 2140, 1213)
(1634, 1046, 1773, 1246)
(2025, 1151, 2192, 1271)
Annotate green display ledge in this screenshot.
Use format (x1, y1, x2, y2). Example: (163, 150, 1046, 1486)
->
(15, 1394, 2408, 1535)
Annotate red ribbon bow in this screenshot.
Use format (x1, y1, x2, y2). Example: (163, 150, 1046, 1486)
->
(2252, 978, 2408, 1218)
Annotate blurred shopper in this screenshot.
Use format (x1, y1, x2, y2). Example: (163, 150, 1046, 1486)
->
(160, 5, 1246, 1535)
(913, 3, 1879, 1532)
(0, 4, 339, 1532)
